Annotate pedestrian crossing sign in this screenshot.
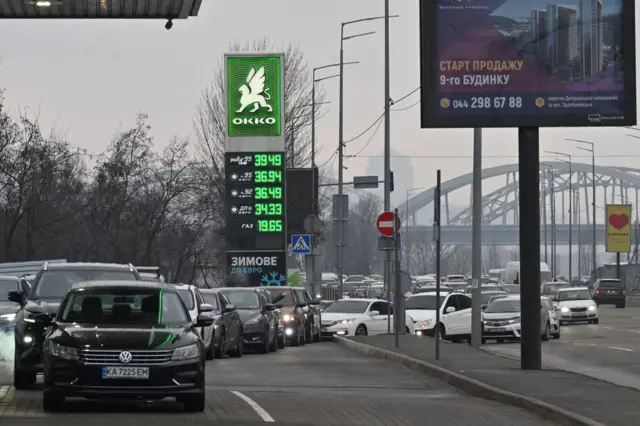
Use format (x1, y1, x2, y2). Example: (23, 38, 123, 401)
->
(291, 234, 311, 254)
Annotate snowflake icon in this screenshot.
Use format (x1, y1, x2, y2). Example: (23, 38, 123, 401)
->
(261, 271, 286, 286)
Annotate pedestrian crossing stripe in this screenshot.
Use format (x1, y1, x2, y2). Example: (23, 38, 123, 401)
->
(292, 235, 310, 251)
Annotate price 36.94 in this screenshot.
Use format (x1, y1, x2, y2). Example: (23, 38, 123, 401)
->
(453, 97, 522, 109)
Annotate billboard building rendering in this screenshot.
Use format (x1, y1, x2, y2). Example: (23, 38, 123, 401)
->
(419, 0, 635, 128)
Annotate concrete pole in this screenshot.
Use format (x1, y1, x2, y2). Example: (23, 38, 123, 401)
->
(470, 128, 483, 347)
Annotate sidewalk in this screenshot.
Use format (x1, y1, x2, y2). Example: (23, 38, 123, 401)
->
(336, 335, 639, 426)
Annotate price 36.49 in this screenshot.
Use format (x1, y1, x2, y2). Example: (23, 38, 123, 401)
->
(453, 97, 523, 109)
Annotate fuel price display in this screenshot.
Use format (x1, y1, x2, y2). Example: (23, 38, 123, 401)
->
(225, 152, 287, 251)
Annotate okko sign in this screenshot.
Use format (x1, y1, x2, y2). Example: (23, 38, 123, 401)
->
(419, 0, 636, 128)
(226, 55, 283, 138)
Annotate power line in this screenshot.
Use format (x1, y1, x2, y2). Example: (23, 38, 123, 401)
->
(343, 86, 420, 144)
(319, 149, 338, 168)
(391, 100, 420, 111)
(349, 116, 384, 158)
(350, 154, 639, 159)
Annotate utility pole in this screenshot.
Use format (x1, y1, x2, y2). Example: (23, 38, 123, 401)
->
(470, 128, 483, 348)
(546, 152, 572, 279)
(383, 0, 392, 316)
(570, 139, 597, 276)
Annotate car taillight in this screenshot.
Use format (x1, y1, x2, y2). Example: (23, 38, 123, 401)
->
(622, 290, 627, 295)
(595, 290, 601, 295)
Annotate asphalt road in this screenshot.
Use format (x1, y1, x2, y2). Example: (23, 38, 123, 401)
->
(0, 340, 556, 425)
(485, 304, 640, 389)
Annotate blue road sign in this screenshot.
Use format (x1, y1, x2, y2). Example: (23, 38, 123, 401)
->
(291, 234, 311, 255)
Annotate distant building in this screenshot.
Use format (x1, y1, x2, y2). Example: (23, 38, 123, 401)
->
(546, 4, 578, 70)
(365, 148, 414, 210)
(577, 0, 603, 78)
(531, 9, 548, 60)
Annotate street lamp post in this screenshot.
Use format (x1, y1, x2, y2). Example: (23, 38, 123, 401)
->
(542, 164, 557, 277)
(337, 14, 398, 300)
(568, 139, 597, 276)
(547, 152, 572, 279)
(312, 62, 358, 168)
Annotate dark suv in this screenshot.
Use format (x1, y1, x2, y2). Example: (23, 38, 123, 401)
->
(592, 278, 626, 308)
(8, 262, 141, 389)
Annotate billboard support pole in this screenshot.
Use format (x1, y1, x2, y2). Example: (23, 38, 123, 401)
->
(617, 252, 621, 278)
(519, 127, 541, 371)
(470, 128, 483, 348)
(434, 170, 441, 361)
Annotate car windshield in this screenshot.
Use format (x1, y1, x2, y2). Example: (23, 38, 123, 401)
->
(557, 290, 592, 301)
(323, 300, 370, 314)
(177, 289, 195, 310)
(32, 270, 137, 299)
(59, 287, 188, 325)
(0, 279, 17, 298)
(405, 295, 444, 310)
(543, 283, 570, 293)
(485, 300, 521, 313)
(481, 292, 507, 305)
(220, 290, 260, 310)
(201, 293, 219, 310)
(266, 288, 295, 306)
(598, 280, 623, 289)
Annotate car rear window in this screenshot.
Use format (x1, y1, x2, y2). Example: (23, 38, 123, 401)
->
(598, 280, 624, 289)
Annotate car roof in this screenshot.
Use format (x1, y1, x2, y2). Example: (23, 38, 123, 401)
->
(0, 275, 19, 281)
(69, 280, 175, 291)
(219, 287, 261, 292)
(335, 298, 377, 302)
(558, 286, 589, 292)
(410, 290, 457, 297)
(198, 288, 218, 293)
(45, 262, 134, 272)
(494, 295, 520, 301)
(173, 284, 197, 290)
(482, 290, 507, 294)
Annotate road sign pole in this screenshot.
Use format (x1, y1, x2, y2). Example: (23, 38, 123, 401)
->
(434, 170, 441, 361)
(394, 208, 402, 346)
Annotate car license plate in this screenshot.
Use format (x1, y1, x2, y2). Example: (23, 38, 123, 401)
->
(491, 328, 506, 332)
(101, 367, 149, 379)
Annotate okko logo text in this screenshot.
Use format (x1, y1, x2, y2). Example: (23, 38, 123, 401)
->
(227, 56, 282, 137)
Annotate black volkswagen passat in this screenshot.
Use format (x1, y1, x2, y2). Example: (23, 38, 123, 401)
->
(41, 281, 214, 412)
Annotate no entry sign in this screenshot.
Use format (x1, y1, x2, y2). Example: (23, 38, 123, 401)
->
(376, 211, 401, 237)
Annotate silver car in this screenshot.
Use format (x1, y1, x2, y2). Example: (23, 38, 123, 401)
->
(541, 296, 560, 339)
(482, 295, 551, 343)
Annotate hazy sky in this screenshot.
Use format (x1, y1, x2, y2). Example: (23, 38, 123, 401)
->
(0, 0, 638, 208)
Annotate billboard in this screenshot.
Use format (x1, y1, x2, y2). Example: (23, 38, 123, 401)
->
(286, 168, 317, 236)
(419, 0, 636, 128)
(226, 55, 283, 138)
(605, 204, 631, 253)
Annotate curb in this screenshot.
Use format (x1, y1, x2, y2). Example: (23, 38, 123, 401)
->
(335, 336, 606, 426)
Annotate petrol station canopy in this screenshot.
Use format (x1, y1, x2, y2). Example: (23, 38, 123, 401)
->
(0, 0, 202, 19)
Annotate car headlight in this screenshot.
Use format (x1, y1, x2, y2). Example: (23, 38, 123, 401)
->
(244, 317, 261, 326)
(340, 318, 355, 325)
(507, 319, 519, 324)
(48, 342, 79, 360)
(172, 344, 199, 361)
(0, 313, 16, 322)
(588, 305, 596, 311)
(415, 319, 432, 329)
(560, 307, 570, 313)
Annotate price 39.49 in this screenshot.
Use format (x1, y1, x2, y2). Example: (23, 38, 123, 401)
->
(453, 96, 522, 109)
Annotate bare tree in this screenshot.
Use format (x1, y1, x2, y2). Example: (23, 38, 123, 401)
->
(483, 245, 502, 272)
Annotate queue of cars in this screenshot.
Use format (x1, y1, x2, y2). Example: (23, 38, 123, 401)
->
(1, 262, 326, 413)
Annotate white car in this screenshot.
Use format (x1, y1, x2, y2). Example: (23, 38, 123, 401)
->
(406, 291, 472, 341)
(175, 284, 215, 354)
(482, 295, 551, 343)
(554, 287, 598, 324)
(320, 298, 415, 337)
(541, 296, 560, 339)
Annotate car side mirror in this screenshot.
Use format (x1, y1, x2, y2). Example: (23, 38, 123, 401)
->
(297, 302, 308, 308)
(8, 290, 24, 305)
(481, 305, 487, 311)
(34, 312, 53, 324)
(199, 303, 214, 313)
(445, 306, 456, 314)
(265, 303, 277, 311)
(196, 313, 214, 327)
(369, 310, 380, 316)
(308, 300, 319, 305)
(274, 303, 284, 309)
(224, 303, 236, 312)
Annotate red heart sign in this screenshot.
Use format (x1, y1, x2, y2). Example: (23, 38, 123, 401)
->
(609, 214, 629, 230)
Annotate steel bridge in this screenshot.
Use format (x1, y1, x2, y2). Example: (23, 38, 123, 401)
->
(397, 161, 640, 246)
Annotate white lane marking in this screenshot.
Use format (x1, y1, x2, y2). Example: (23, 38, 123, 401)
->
(608, 346, 634, 352)
(573, 343, 597, 347)
(231, 390, 275, 422)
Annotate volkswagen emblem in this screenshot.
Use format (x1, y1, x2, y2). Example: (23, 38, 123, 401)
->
(118, 351, 132, 364)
